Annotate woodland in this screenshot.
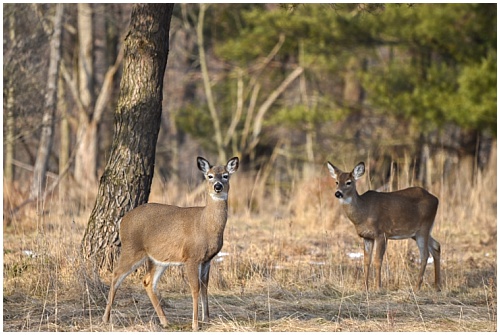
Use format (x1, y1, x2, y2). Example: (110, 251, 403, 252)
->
(3, 3, 497, 332)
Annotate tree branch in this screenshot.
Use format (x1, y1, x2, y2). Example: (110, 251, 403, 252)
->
(248, 66, 304, 152)
(93, 45, 124, 123)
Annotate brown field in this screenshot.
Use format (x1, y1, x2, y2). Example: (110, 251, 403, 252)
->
(3, 151, 497, 332)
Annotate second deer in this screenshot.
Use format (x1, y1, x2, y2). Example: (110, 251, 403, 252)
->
(327, 161, 441, 291)
(102, 156, 239, 331)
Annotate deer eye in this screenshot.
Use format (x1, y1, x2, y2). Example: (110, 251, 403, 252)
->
(207, 174, 214, 180)
(222, 174, 229, 180)
(335, 181, 339, 185)
(346, 180, 352, 186)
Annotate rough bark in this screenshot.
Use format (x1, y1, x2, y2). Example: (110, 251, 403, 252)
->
(29, 3, 64, 200)
(82, 4, 174, 271)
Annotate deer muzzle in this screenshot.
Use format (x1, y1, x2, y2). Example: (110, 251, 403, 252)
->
(214, 182, 223, 193)
(335, 191, 343, 199)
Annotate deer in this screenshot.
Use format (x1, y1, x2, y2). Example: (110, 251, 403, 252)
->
(326, 161, 441, 292)
(102, 156, 239, 331)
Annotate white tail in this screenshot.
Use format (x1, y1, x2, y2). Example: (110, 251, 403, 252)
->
(102, 156, 239, 331)
(327, 161, 441, 291)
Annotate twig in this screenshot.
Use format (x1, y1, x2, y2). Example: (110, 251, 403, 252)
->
(10, 140, 78, 217)
(400, 253, 427, 330)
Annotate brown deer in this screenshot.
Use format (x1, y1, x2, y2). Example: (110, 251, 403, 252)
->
(102, 156, 239, 331)
(327, 161, 441, 291)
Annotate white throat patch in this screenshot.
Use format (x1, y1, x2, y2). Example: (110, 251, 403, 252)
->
(210, 193, 228, 201)
(339, 196, 352, 205)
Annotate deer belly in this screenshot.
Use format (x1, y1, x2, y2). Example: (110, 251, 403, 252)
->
(388, 234, 415, 240)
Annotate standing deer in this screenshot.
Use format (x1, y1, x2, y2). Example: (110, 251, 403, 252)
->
(102, 156, 239, 331)
(327, 161, 441, 291)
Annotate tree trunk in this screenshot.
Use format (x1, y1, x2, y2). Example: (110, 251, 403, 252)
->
(417, 133, 432, 188)
(5, 85, 15, 184)
(58, 73, 70, 197)
(197, 4, 226, 162)
(74, 3, 98, 186)
(4, 14, 16, 184)
(82, 4, 174, 271)
(29, 3, 64, 200)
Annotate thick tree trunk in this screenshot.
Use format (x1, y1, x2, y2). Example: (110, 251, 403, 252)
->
(29, 4, 63, 200)
(82, 4, 174, 271)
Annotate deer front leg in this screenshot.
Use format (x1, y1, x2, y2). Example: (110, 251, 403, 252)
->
(363, 239, 374, 290)
(186, 262, 201, 331)
(373, 235, 387, 290)
(199, 261, 211, 323)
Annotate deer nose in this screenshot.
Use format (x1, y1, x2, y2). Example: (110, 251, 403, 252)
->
(335, 191, 343, 199)
(214, 182, 223, 193)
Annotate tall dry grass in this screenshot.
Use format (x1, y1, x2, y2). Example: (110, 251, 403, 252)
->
(3, 147, 497, 331)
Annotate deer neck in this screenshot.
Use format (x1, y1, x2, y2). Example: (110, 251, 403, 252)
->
(341, 191, 366, 225)
(201, 196, 229, 235)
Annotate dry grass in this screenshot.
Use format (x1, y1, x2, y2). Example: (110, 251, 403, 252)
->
(3, 149, 497, 332)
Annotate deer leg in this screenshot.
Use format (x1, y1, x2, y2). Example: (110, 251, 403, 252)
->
(143, 259, 168, 327)
(373, 236, 387, 290)
(186, 261, 201, 331)
(428, 236, 441, 291)
(199, 261, 211, 323)
(363, 239, 374, 290)
(415, 234, 430, 290)
(103, 255, 147, 323)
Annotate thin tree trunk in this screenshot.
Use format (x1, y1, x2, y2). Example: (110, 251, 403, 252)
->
(197, 4, 226, 162)
(4, 14, 16, 183)
(82, 4, 174, 271)
(5, 85, 15, 184)
(74, 3, 97, 185)
(29, 3, 64, 200)
(58, 73, 70, 197)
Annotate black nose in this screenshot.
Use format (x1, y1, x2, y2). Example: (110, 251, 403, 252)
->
(214, 182, 223, 192)
(335, 191, 343, 199)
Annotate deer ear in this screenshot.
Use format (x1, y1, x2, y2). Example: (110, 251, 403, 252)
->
(226, 157, 239, 174)
(197, 157, 211, 174)
(327, 161, 339, 180)
(352, 162, 365, 180)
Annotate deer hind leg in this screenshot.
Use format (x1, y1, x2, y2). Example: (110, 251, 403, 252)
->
(373, 236, 387, 290)
(186, 261, 201, 331)
(199, 261, 211, 323)
(363, 239, 374, 290)
(428, 236, 441, 291)
(143, 258, 168, 327)
(414, 234, 430, 290)
(103, 254, 147, 323)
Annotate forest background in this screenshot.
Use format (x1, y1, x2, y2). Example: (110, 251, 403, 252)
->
(3, 3, 497, 332)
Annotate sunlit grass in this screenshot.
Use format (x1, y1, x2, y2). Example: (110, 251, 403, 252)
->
(3, 148, 496, 331)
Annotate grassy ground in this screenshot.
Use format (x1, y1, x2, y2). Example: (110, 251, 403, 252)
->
(3, 151, 497, 331)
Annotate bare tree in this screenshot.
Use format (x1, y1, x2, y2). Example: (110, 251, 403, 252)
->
(82, 4, 174, 271)
(74, 3, 97, 185)
(29, 4, 64, 200)
(197, 4, 226, 163)
(4, 13, 16, 184)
